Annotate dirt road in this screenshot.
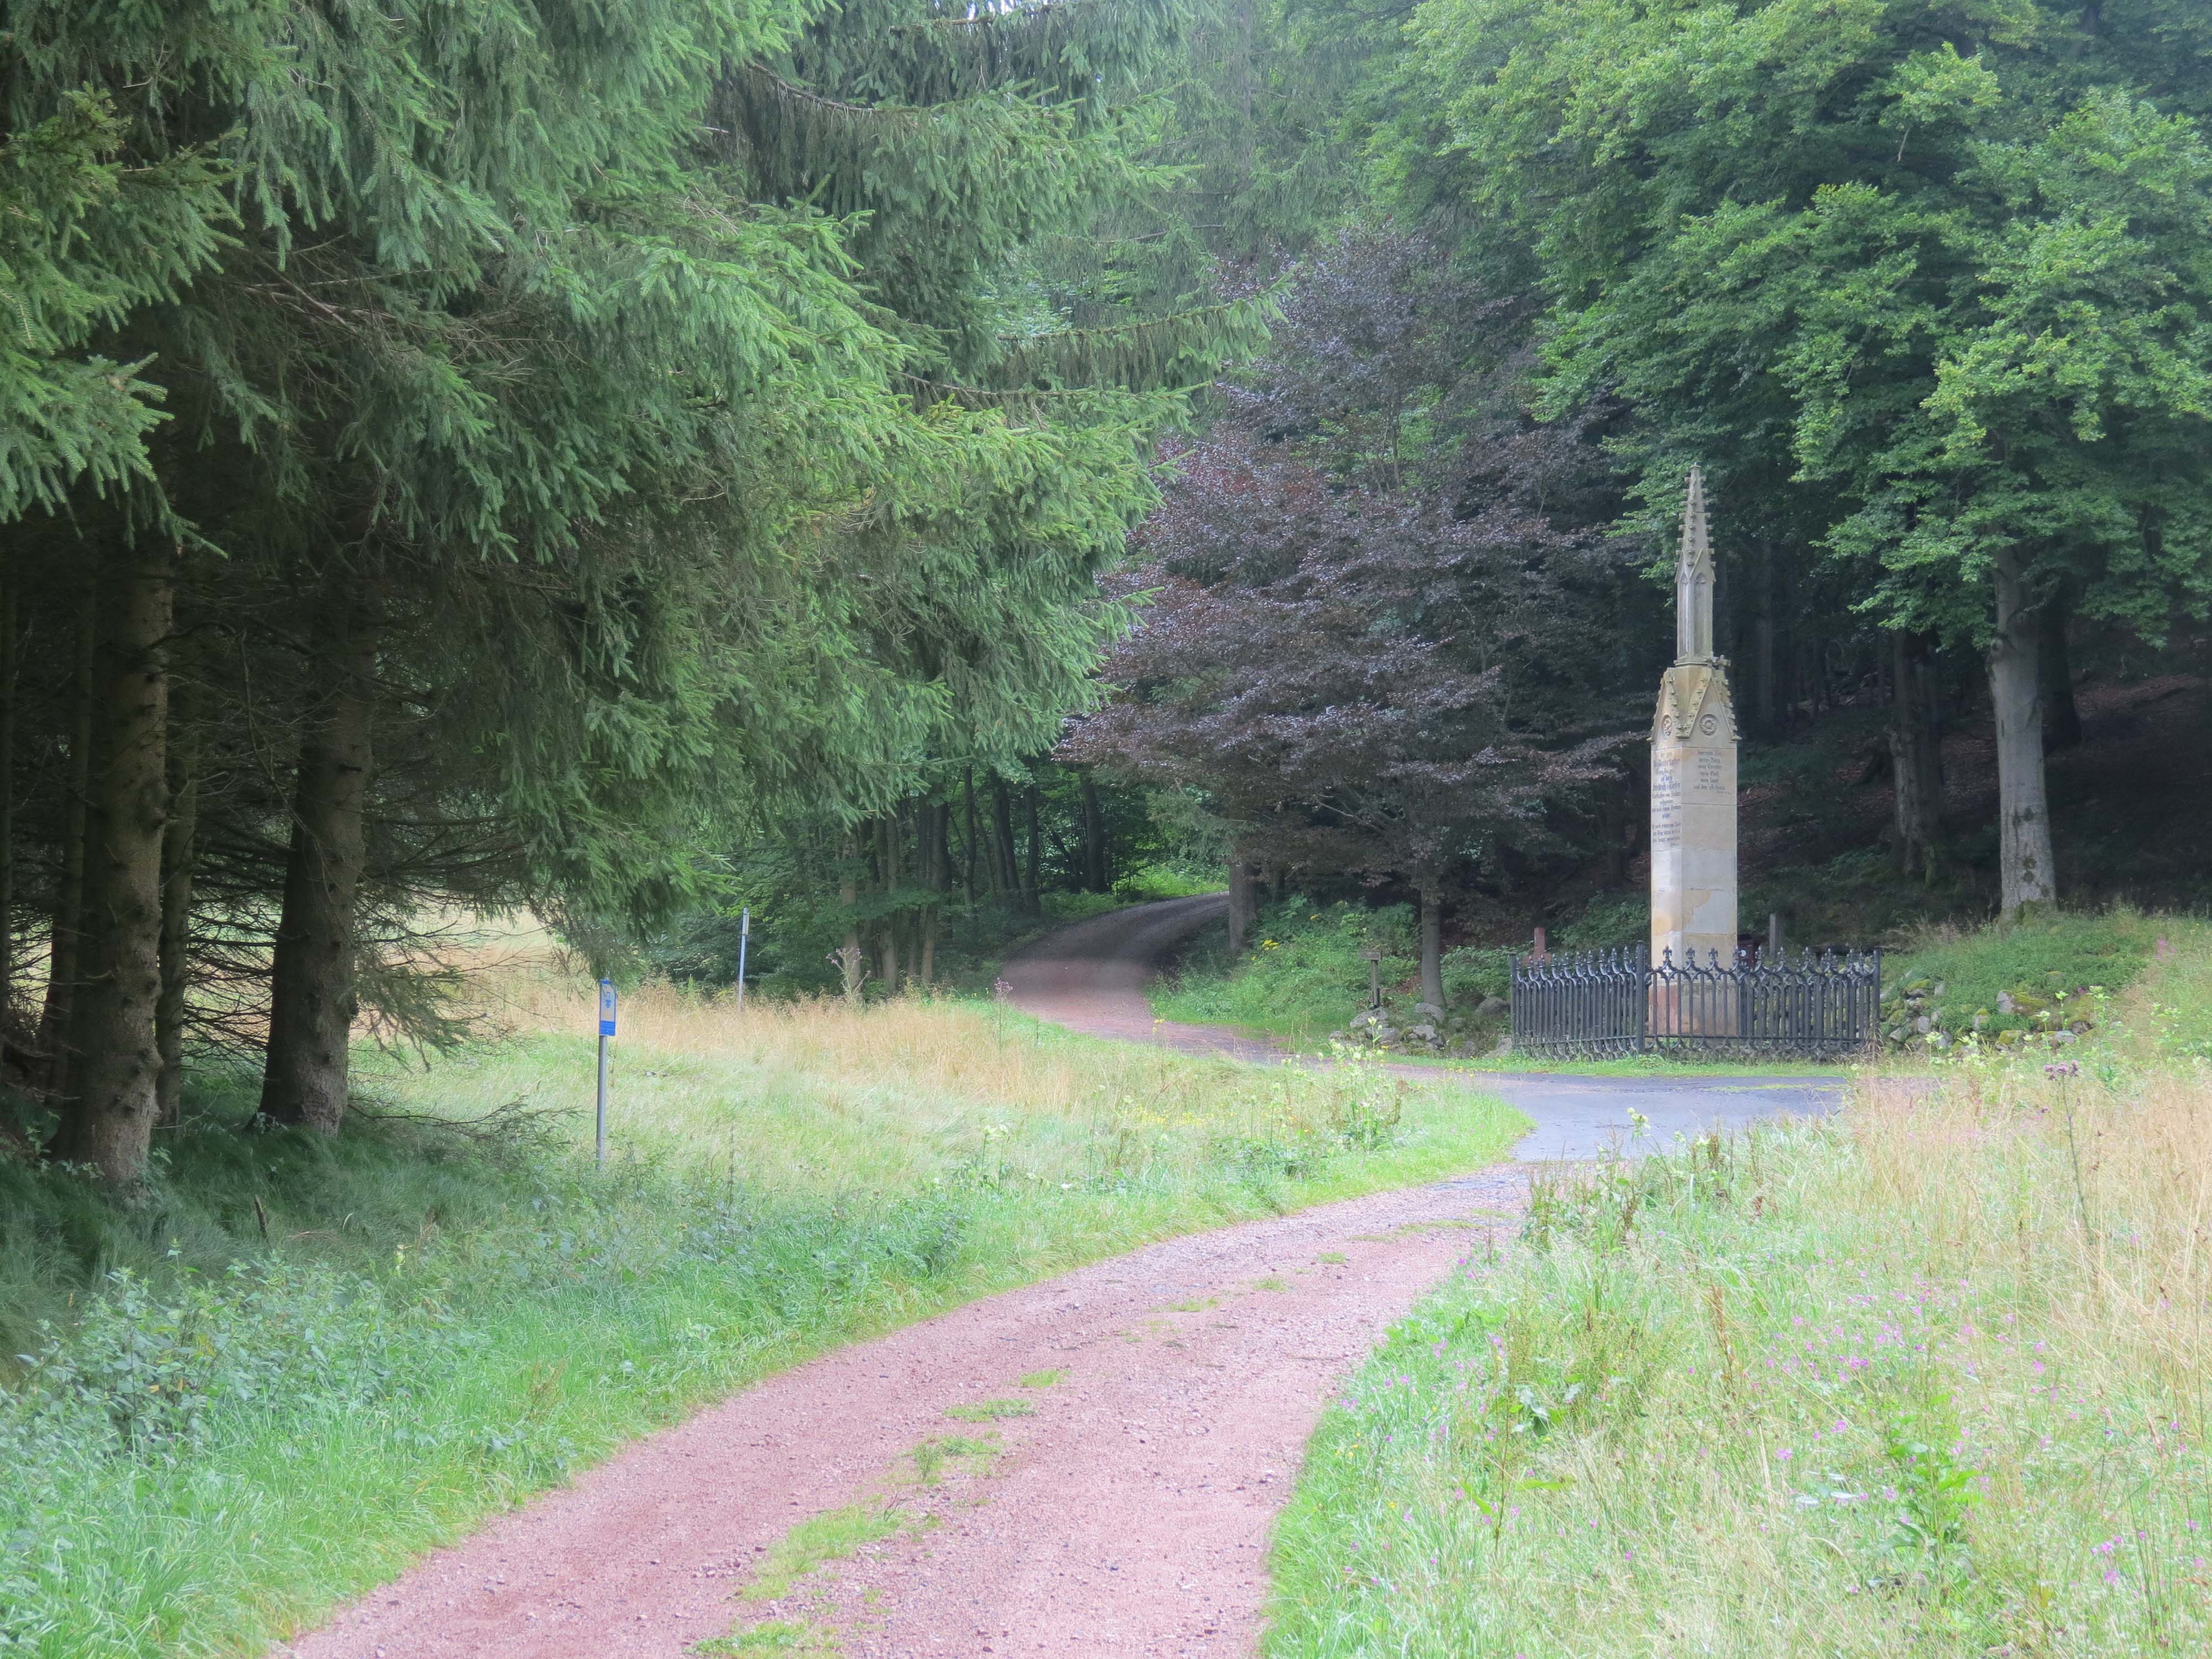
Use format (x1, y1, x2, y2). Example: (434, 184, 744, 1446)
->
(284, 1172, 1523, 1659)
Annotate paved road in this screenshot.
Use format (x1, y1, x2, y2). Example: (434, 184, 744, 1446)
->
(1001, 894, 1847, 1161)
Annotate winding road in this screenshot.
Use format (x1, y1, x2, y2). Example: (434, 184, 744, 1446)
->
(284, 899, 1844, 1659)
(1002, 893, 1846, 1161)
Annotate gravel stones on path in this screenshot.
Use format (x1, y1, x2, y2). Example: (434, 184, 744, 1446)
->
(281, 1167, 1526, 1659)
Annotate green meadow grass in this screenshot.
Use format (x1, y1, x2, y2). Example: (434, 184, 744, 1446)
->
(0, 983, 1522, 1659)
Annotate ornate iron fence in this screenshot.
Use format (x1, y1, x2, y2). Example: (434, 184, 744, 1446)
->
(1509, 945, 1881, 1060)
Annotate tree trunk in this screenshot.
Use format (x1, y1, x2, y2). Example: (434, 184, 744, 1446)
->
(0, 566, 15, 1025)
(990, 780, 1018, 898)
(874, 816, 901, 993)
(1024, 785, 1042, 914)
(2040, 589, 2082, 752)
(259, 591, 375, 1132)
(37, 583, 98, 1093)
(1078, 773, 1109, 891)
(962, 771, 980, 902)
(918, 804, 942, 987)
(52, 551, 171, 1182)
(156, 680, 201, 1125)
(877, 924, 900, 995)
(1989, 550, 2057, 915)
(1227, 853, 1254, 953)
(1415, 874, 1447, 1013)
(837, 832, 864, 998)
(1887, 630, 1945, 881)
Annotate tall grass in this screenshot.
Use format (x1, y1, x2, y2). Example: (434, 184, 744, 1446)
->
(1267, 1057, 2212, 1656)
(0, 978, 1521, 1659)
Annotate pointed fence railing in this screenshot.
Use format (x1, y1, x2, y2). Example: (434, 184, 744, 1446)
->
(1509, 945, 1881, 1060)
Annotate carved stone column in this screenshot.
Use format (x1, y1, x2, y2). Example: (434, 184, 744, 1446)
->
(1650, 467, 1739, 999)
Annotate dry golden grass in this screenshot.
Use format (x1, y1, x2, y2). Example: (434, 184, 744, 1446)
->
(1855, 1056, 2212, 1408)
(1269, 1051, 2212, 1656)
(365, 965, 1522, 1206)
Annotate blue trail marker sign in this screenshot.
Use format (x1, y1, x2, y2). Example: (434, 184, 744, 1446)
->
(596, 979, 616, 1166)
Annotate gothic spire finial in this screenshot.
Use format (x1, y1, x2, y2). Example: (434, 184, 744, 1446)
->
(1676, 463, 1714, 661)
(1679, 465, 1712, 579)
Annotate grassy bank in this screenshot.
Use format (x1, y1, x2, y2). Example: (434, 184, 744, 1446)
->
(1152, 898, 1506, 1049)
(0, 981, 1520, 1658)
(1265, 1046, 2212, 1656)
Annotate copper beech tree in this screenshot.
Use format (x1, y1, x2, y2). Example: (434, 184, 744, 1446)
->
(1066, 230, 1636, 1005)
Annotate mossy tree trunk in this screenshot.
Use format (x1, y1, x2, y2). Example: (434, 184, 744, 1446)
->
(259, 587, 375, 1133)
(53, 550, 172, 1182)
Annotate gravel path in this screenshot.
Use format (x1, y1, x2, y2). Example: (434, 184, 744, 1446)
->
(282, 898, 1838, 1658)
(283, 1171, 1524, 1659)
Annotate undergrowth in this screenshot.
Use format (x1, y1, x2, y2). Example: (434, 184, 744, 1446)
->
(1152, 898, 1420, 1045)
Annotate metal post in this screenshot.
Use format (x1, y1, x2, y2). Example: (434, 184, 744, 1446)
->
(595, 977, 615, 1168)
(595, 1032, 608, 1168)
(735, 905, 750, 1011)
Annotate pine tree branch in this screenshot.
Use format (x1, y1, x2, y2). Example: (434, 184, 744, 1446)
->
(892, 0, 1113, 30)
(733, 63, 933, 123)
(990, 289, 1280, 390)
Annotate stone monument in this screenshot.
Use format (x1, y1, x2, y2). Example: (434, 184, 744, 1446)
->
(1650, 465, 1738, 971)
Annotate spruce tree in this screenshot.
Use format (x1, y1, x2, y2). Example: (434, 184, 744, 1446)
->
(4, 0, 1258, 1177)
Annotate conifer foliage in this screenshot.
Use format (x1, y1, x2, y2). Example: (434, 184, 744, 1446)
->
(0, 0, 1240, 1182)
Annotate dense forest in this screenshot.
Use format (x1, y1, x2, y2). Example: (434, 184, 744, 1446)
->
(8, 0, 2212, 1184)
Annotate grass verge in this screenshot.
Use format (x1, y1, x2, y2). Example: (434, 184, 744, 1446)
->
(0, 981, 1521, 1659)
(1265, 1055, 2212, 1655)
